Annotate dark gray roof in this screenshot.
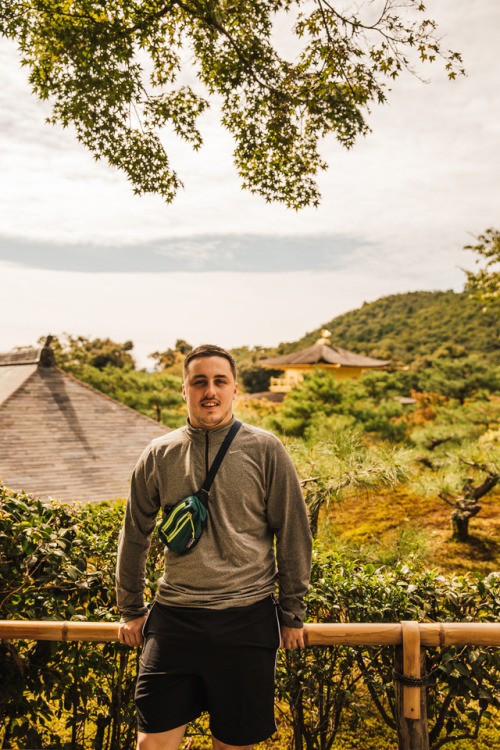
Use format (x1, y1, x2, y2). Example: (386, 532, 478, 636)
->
(0, 363, 38, 407)
(259, 344, 390, 368)
(0, 345, 170, 502)
(0, 347, 43, 366)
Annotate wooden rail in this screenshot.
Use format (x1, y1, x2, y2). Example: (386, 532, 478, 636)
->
(2, 620, 500, 750)
(3, 620, 500, 646)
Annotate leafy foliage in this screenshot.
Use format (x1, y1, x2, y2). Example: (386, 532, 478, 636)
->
(277, 547, 500, 750)
(72, 364, 186, 427)
(41, 334, 136, 371)
(1, 1, 463, 207)
(412, 433, 500, 542)
(269, 291, 500, 365)
(464, 228, 500, 312)
(264, 359, 500, 444)
(149, 338, 193, 375)
(229, 345, 284, 393)
(264, 368, 412, 441)
(418, 357, 500, 405)
(287, 429, 412, 536)
(0, 485, 165, 748)
(2, 487, 499, 749)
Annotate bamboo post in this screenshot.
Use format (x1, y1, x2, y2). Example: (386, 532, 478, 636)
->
(394, 643, 429, 750)
(402, 621, 421, 720)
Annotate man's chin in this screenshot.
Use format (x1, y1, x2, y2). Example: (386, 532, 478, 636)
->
(194, 411, 231, 429)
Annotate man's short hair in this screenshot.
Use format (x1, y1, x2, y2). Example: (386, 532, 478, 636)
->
(183, 345, 237, 380)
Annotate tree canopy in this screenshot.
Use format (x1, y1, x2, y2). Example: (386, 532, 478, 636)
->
(273, 290, 500, 365)
(1, 0, 463, 208)
(40, 333, 136, 371)
(464, 228, 500, 312)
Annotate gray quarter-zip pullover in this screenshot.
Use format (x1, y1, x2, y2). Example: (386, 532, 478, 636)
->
(115, 418, 312, 628)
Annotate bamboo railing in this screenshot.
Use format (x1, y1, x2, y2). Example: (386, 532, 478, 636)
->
(1, 620, 500, 750)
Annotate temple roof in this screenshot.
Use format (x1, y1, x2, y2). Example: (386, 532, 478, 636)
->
(0, 347, 43, 367)
(259, 343, 390, 368)
(0, 344, 170, 502)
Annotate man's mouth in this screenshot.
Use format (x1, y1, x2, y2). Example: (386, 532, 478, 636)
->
(201, 400, 219, 408)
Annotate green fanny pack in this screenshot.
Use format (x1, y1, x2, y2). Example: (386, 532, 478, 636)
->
(157, 420, 242, 555)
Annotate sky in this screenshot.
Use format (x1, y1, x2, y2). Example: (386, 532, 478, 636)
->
(1, 0, 499, 368)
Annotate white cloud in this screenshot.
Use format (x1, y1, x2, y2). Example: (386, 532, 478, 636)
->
(0, 0, 498, 357)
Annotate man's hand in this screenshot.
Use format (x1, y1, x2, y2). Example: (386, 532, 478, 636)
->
(281, 625, 306, 649)
(118, 615, 147, 647)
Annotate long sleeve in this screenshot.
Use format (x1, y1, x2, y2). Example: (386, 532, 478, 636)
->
(265, 439, 313, 628)
(115, 444, 161, 621)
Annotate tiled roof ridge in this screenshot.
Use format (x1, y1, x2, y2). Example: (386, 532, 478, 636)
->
(0, 347, 43, 366)
(259, 342, 390, 367)
(0, 341, 174, 429)
(0, 339, 56, 368)
(59, 367, 174, 429)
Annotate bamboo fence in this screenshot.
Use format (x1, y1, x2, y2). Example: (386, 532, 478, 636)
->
(1, 619, 500, 750)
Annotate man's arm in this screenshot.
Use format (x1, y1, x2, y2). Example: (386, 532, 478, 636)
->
(266, 437, 313, 640)
(115, 445, 161, 631)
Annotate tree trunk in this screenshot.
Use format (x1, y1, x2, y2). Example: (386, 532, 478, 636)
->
(451, 512, 469, 542)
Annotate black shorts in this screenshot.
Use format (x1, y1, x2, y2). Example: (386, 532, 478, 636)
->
(135, 596, 281, 745)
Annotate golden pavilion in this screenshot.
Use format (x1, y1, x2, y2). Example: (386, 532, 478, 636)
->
(259, 330, 390, 393)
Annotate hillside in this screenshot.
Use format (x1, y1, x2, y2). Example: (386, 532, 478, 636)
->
(273, 290, 500, 365)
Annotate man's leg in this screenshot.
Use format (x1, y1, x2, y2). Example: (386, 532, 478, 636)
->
(212, 739, 254, 750)
(137, 725, 187, 750)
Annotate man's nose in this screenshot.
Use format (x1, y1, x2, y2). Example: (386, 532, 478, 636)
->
(204, 381, 217, 397)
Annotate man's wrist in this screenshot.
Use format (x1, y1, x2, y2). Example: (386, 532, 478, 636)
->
(119, 609, 148, 623)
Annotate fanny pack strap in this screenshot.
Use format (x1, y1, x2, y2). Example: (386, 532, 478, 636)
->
(198, 419, 242, 506)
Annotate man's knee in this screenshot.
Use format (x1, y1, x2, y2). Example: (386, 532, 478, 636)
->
(212, 739, 254, 750)
(137, 725, 187, 750)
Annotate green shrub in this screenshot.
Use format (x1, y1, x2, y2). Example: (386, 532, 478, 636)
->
(1, 487, 499, 749)
(0, 485, 163, 748)
(265, 369, 414, 442)
(277, 546, 500, 750)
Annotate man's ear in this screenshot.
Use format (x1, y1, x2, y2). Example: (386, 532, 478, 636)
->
(233, 382, 238, 399)
(182, 383, 186, 401)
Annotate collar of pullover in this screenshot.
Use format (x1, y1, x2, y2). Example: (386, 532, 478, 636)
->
(185, 415, 237, 445)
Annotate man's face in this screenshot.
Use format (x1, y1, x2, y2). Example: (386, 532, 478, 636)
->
(182, 356, 238, 430)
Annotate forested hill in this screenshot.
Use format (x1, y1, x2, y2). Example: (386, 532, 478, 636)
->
(277, 290, 500, 365)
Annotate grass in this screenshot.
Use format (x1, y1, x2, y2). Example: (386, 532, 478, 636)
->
(325, 486, 500, 576)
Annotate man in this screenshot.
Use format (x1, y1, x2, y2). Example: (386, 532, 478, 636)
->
(116, 344, 312, 750)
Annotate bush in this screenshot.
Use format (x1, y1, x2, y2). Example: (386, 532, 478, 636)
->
(1, 486, 499, 749)
(0, 485, 163, 748)
(265, 370, 415, 442)
(278, 547, 500, 750)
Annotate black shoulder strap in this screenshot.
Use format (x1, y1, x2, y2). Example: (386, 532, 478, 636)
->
(198, 420, 242, 503)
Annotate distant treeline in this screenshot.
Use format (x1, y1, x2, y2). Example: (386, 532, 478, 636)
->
(45, 289, 500, 400)
(270, 290, 500, 365)
(231, 290, 500, 392)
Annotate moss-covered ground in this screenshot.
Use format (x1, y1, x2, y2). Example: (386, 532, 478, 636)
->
(327, 486, 500, 577)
